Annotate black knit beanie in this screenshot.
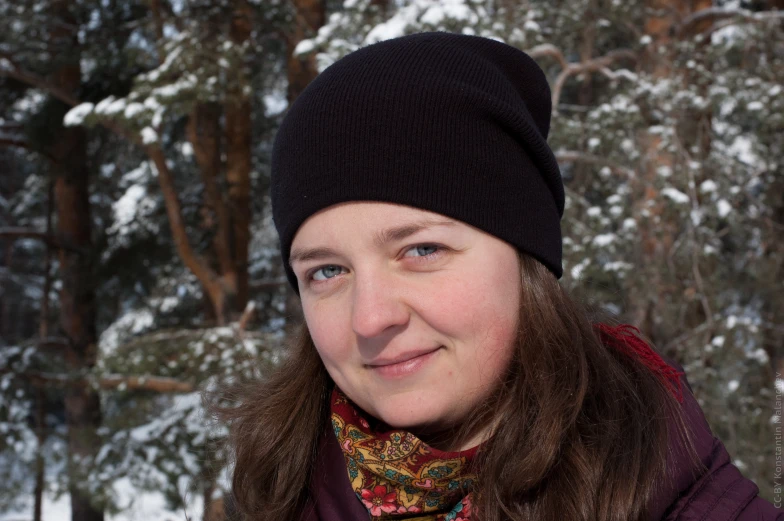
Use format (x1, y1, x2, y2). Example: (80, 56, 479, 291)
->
(271, 31, 564, 294)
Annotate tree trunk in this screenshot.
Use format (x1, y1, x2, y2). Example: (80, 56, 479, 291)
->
(52, 144, 103, 521)
(225, 0, 253, 312)
(286, 0, 325, 103)
(187, 102, 238, 321)
(48, 1, 103, 520)
(33, 179, 54, 521)
(631, 0, 711, 346)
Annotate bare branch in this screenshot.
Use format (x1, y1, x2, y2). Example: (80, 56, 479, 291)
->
(96, 374, 195, 393)
(0, 55, 80, 107)
(551, 50, 637, 112)
(527, 43, 568, 70)
(9, 370, 195, 393)
(37, 337, 71, 350)
(675, 7, 784, 38)
(0, 129, 57, 161)
(0, 227, 87, 253)
(555, 150, 635, 178)
(238, 300, 256, 333)
(147, 145, 230, 323)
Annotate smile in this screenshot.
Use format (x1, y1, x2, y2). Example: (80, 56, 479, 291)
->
(368, 347, 442, 379)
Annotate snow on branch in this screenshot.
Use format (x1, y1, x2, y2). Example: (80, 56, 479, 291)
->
(5, 369, 195, 393)
(555, 150, 635, 178)
(675, 7, 784, 38)
(528, 44, 568, 70)
(530, 47, 638, 113)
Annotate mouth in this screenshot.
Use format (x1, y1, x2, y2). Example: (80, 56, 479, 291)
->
(367, 346, 443, 379)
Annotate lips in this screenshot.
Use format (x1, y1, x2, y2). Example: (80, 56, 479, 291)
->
(366, 347, 442, 367)
(366, 347, 443, 379)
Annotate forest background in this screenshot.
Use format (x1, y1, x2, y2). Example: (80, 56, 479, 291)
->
(0, 0, 782, 520)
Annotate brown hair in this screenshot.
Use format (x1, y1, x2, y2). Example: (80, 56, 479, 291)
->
(212, 253, 703, 520)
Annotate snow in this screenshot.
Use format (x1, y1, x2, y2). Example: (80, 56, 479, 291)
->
(263, 92, 288, 117)
(103, 98, 128, 115)
(111, 185, 147, 233)
(524, 20, 540, 32)
(662, 187, 689, 204)
(603, 261, 632, 272)
(749, 348, 769, 364)
(120, 162, 153, 188)
(99, 308, 155, 354)
(0, 491, 70, 521)
(728, 380, 740, 393)
(592, 234, 615, 247)
(727, 315, 738, 328)
(123, 102, 145, 119)
(143, 97, 163, 111)
(0, 483, 203, 521)
(728, 136, 759, 166)
(178, 142, 194, 157)
(110, 477, 203, 521)
(421, 1, 476, 25)
(294, 38, 316, 55)
(716, 199, 732, 218)
(64, 102, 95, 126)
(366, 15, 410, 43)
(699, 180, 717, 193)
(160, 296, 180, 313)
(94, 96, 117, 114)
(711, 25, 745, 47)
(140, 127, 158, 145)
(747, 101, 763, 111)
(570, 258, 590, 279)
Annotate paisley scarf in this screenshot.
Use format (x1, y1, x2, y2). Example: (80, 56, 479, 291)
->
(329, 323, 684, 520)
(330, 387, 478, 520)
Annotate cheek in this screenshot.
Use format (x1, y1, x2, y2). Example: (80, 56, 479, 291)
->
(303, 301, 353, 367)
(430, 268, 519, 376)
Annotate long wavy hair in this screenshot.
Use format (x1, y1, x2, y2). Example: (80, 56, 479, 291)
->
(212, 252, 703, 521)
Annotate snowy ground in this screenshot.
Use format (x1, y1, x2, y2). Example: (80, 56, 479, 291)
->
(0, 479, 203, 521)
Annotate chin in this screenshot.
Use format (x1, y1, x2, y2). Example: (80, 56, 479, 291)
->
(370, 396, 447, 432)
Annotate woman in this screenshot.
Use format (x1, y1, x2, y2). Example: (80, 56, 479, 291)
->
(218, 32, 783, 520)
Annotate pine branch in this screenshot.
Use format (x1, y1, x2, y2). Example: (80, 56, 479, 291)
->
(0, 227, 87, 253)
(555, 150, 635, 178)
(7, 369, 195, 393)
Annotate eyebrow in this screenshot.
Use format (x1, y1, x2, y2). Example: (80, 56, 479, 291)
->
(289, 218, 456, 267)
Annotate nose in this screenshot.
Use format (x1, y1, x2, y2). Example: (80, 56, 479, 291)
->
(351, 269, 410, 339)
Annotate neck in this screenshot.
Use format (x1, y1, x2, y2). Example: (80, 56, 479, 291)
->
(412, 409, 501, 453)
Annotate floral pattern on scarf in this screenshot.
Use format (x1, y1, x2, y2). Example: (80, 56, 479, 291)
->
(330, 387, 479, 520)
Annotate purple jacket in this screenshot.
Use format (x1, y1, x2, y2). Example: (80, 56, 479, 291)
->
(302, 364, 784, 520)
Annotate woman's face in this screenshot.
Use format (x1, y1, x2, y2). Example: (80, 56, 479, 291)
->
(290, 202, 521, 447)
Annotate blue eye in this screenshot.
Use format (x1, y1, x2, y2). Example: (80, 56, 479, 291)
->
(311, 265, 345, 282)
(306, 244, 446, 285)
(403, 244, 440, 258)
